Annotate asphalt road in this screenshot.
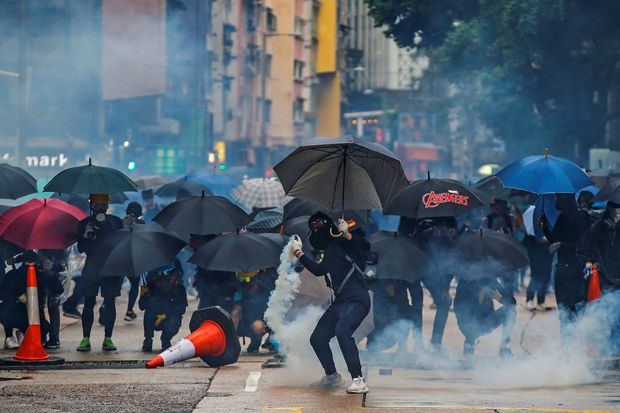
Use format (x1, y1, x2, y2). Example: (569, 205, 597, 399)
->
(0, 288, 618, 412)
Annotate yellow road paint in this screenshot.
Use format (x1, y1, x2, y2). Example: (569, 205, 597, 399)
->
(261, 408, 304, 413)
(363, 405, 613, 413)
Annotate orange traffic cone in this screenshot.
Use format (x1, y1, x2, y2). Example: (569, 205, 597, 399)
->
(587, 264, 602, 302)
(146, 306, 240, 369)
(0, 262, 64, 367)
(14, 263, 48, 361)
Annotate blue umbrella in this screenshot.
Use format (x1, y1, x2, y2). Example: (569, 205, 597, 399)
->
(185, 170, 236, 198)
(496, 152, 592, 194)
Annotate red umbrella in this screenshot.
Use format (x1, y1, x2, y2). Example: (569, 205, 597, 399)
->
(0, 198, 88, 250)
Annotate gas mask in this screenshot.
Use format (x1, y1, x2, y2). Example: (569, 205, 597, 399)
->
(308, 213, 336, 251)
(610, 208, 620, 225)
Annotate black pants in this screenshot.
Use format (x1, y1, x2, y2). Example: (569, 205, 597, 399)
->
(310, 298, 369, 379)
(410, 281, 424, 340)
(526, 271, 551, 305)
(421, 274, 453, 346)
(47, 295, 61, 343)
(555, 260, 585, 338)
(127, 275, 140, 313)
(82, 296, 116, 338)
(63, 277, 83, 311)
(143, 308, 182, 343)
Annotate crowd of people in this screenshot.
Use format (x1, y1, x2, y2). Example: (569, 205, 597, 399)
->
(0, 185, 619, 392)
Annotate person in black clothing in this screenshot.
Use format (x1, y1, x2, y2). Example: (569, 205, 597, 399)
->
(580, 201, 620, 354)
(415, 217, 458, 351)
(139, 260, 187, 351)
(523, 234, 552, 310)
(76, 194, 124, 352)
(39, 249, 68, 349)
(239, 268, 277, 354)
(0, 251, 63, 346)
(141, 189, 160, 223)
(366, 279, 411, 354)
(291, 212, 370, 394)
(541, 193, 591, 338)
(122, 202, 144, 322)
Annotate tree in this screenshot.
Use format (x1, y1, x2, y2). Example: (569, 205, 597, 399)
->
(365, 0, 620, 161)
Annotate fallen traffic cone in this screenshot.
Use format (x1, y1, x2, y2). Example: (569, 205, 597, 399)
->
(0, 262, 64, 367)
(146, 306, 240, 369)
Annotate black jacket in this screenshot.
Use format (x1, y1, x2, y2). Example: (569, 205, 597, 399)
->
(77, 214, 123, 277)
(542, 210, 590, 263)
(139, 271, 188, 316)
(299, 232, 370, 305)
(580, 219, 620, 289)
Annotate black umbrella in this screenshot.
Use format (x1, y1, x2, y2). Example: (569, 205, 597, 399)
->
(274, 136, 409, 212)
(0, 164, 37, 200)
(282, 215, 314, 256)
(189, 232, 283, 273)
(155, 177, 213, 198)
(153, 194, 251, 242)
(474, 175, 537, 205)
(44, 158, 138, 195)
(385, 172, 483, 219)
(593, 178, 620, 203)
(282, 197, 367, 223)
(84, 224, 186, 277)
(453, 228, 529, 279)
(0, 204, 12, 216)
(0, 238, 23, 261)
(246, 208, 283, 234)
(367, 231, 428, 283)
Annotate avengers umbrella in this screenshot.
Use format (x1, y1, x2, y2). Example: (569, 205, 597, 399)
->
(231, 178, 288, 209)
(189, 232, 283, 273)
(44, 158, 138, 195)
(453, 228, 529, 279)
(155, 177, 213, 198)
(274, 136, 409, 212)
(0, 164, 37, 200)
(495, 150, 592, 194)
(367, 231, 428, 283)
(282, 198, 367, 223)
(385, 172, 483, 219)
(154, 194, 251, 241)
(84, 224, 186, 277)
(0, 198, 88, 250)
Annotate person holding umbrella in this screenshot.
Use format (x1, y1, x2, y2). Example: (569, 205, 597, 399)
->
(76, 194, 124, 352)
(541, 194, 591, 338)
(122, 202, 144, 322)
(290, 212, 371, 394)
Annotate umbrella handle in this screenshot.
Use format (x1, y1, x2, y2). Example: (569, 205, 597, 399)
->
(329, 228, 343, 238)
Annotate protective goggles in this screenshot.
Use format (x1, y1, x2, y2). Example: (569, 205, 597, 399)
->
(309, 219, 328, 230)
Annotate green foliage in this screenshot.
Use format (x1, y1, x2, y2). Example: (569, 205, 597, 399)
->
(365, 0, 620, 160)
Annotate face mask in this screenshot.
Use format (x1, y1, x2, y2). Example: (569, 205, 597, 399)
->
(610, 208, 620, 224)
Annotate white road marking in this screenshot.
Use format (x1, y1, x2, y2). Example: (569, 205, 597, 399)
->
(244, 371, 262, 392)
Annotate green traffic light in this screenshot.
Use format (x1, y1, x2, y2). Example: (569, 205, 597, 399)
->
(218, 164, 228, 171)
(127, 161, 137, 171)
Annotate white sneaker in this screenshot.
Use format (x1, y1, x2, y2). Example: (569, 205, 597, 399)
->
(525, 300, 536, 311)
(4, 336, 19, 349)
(346, 377, 369, 394)
(309, 372, 344, 388)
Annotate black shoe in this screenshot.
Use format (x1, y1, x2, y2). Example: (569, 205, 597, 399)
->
(124, 310, 137, 321)
(44, 340, 61, 349)
(246, 346, 260, 354)
(63, 308, 81, 319)
(161, 339, 172, 351)
(142, 338, 153, 352)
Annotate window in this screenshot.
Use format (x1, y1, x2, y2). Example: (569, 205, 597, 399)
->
(294, 17, 304, 35)
(266, 9, 277, 33)
(294, 60, 304, 81)
(263, 99, 272, 123)
(294, 99, 304, 123)
(264, 54, 272, 77)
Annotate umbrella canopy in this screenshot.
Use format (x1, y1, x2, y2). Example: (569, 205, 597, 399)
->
(153, 194, 251, 241)
(282, 215, 314, 256)
(496, 152, 592, 194)
(385, 173, 483, 219)
(231, 177, 288, 209)
(155, 177, 213, 198)
(135, 176, 172, 190)
(247, 208, 284, 234)
(282, 197, 367, 223)
(592, 179, 620, 204)
(453, 228, 530, 278)
(0, 198, 88, 250)
(0, 164, 37, 200)
(474, 175, 537, 205)
(367, 231, 428, 283)
(44, 158, 138, 195)
(0, 204, 12, 216)
(274, 136, 409, 211)
(185, 170, 236, 197)
(84, 224, 186, 277)
(189, 232, 283, 273)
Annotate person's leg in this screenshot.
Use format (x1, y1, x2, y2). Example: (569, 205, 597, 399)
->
(334, 301, 370, 379)
(423, 274, 452, 348)
(102, 296, 116, 338)
(126, 276, 139, 317)
(47, 296, 61, 345)
(309, 305, 339, 376)
(81, 296, 96, 338)
(63, 277, 83, 313)
(537, 265, 552, 306)
(161, 313, 182, 349)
